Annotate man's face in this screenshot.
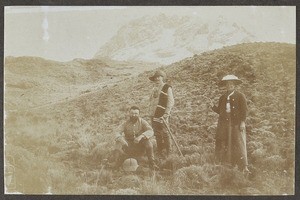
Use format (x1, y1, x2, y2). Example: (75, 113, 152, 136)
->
(154, 76, 162, 84)
(226, 81, 235, 91)
(129, 109, 140, 122)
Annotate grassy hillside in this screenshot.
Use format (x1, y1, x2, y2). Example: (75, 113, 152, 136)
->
(4, 42, 295, 194)
(4, 57, 159, 110)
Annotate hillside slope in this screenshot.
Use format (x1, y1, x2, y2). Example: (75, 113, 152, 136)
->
(5, 42, 295, 194)
(4, 57, 159, 110)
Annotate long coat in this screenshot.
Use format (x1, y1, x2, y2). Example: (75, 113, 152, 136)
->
(212, 90, 248, 168)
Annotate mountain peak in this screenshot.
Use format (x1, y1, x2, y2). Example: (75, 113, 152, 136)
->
(94, 14, 256, 65)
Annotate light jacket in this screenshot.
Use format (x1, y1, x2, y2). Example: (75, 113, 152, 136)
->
(115, 117, 154, 142)
(149, 83, 174, 122)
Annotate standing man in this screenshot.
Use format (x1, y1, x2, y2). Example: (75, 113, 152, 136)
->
(113, 106, 158, 170)
(211, 75, 249, 173)
(149, 70, 175, 159)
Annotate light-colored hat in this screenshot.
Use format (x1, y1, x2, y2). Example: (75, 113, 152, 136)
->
(122, 158, 139, 172)
(219, 75, 242, 85)
(149, 70, 166, 81)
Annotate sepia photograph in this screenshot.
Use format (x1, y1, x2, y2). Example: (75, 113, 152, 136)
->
(3, 6, 296, 195)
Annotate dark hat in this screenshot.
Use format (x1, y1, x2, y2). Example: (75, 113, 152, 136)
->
(149, 70, 166, 81)
(219, 75, 242, 86)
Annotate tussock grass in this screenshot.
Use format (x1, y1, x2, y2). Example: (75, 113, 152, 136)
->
(5, 43, 295, 194)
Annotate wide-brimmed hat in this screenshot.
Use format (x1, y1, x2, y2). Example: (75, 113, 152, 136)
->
(219, 75, 242, 86)
(122, 158, 139, 172)
(149, 70, 166, 81)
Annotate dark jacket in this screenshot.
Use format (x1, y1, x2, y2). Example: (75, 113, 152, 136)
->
(154, 84, 172, 118)
(212, 90, 247, 125)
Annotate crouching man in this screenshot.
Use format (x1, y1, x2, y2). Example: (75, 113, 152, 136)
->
(112, 106, 158, 170)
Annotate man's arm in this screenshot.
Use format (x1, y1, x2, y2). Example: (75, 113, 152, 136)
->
(164, 87, 175, 116)
(134, 119, 154, 143)
(211, 96, 221, 114)
(211, 105, 219, 114)
(115, 122, 129, 146)
(141, 119, 154, 139)
(148, 87, 157, 117)
(115, 122, 125, 141)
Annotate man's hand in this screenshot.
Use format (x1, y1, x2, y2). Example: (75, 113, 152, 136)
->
(134, 135, 145, 144)
(163, 113, 169, 119)
(240, 121, 246, 131)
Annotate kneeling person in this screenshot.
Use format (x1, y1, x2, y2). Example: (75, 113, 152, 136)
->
(114, 106, 157, 170)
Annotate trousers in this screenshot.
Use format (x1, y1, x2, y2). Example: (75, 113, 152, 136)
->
(114, 137, 155, 168)
(152, 120, 171, 156)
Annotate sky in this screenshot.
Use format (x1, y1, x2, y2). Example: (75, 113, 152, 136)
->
(4, 6, 296, 62)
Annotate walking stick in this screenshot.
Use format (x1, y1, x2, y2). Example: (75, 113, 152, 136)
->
(161, 117, 184, 157)
(226, 116, 232, 164)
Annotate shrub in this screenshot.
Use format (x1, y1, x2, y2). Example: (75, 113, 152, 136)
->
(173, 165, 210, 191)
(116, 174, 141, 189)
(217, 166, 250, 191)
(261, 155, 286, 171)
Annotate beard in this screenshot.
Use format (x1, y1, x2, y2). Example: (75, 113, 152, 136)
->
(130, 116, 139, 123)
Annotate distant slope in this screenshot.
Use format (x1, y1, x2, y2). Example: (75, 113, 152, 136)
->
(4, 57, 109, 109)
(4, 56, 159, 110)
(5, 42, 296, 194)
(95, 15, 256, 64)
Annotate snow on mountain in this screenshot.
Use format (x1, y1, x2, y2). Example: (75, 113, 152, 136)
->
(94, 14, 256, 65)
